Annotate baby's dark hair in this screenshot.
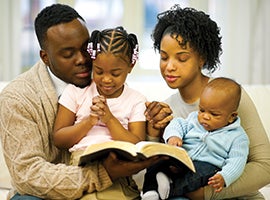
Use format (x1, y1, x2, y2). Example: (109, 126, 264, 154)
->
(88, 26, 139, 65)
(34, 4, 85, 49)
(152, 4, 222, 73)
(207, 77, 242, 110)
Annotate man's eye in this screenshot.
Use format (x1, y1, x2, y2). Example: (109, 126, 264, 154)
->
(62, 51, 74, 58)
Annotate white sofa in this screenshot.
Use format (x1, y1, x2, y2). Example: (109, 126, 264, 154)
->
(0, 81, 270, 199)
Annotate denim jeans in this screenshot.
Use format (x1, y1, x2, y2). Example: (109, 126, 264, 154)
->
(11, 193, 42, 200)
(170, 161, 220, 197)
(143, 158, 189, 193)
(143, 159, 220, 198)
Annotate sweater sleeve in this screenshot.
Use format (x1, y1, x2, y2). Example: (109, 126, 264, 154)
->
(163, 117, 191, 143)
(0, 83, 112, 199)
(218, 133, 249, 187)
(204, 88, 270, 199)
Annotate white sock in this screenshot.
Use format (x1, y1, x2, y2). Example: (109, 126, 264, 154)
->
(156, 172, 171, 200)
(141, 190, 159, 200)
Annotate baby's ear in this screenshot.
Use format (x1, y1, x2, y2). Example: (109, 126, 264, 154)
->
(229, 112, 238, 123)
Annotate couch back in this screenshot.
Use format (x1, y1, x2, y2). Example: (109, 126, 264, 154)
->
(243, 85, 270, 140)
(0, 82, 10, 188)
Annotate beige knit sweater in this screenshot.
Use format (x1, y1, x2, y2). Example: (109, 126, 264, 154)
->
(0, 60, 112, 199)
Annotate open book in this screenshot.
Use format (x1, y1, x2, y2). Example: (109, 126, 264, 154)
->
(78, 140, 195, 172)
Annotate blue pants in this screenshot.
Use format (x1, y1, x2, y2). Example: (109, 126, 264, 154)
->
(11, 193, 42, 200)
(170, 161, 220, 197)
(143, 160, 220, 198)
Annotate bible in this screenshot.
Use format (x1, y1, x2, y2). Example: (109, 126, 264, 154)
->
(78, 140, 195, 172)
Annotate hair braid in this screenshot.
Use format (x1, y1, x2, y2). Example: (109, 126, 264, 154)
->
(88, 26, 139, 64)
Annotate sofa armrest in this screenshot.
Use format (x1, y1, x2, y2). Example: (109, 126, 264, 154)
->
(243, 85, 270, 141)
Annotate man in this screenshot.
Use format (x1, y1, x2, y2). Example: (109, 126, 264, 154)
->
(0, 4, 159, 199)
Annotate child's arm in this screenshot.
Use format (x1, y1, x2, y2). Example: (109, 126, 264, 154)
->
(91, 95, 145, 144)
(208, 173, 225, 193)
(53, 104, 98, 149)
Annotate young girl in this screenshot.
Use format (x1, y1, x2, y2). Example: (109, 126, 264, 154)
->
(53, 26, 146, 200)
(145, 4, 270, 200)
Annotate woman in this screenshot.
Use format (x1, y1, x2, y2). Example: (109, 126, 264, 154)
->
(145, 5, 270, 199)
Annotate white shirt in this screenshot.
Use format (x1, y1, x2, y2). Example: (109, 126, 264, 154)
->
(47, 66, 67, 97)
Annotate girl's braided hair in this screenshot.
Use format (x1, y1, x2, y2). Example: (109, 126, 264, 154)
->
(88, 26, 139, 65)
(152, 4, 222, 73)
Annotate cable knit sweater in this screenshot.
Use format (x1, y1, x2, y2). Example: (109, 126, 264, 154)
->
(0, 60, 112, 199)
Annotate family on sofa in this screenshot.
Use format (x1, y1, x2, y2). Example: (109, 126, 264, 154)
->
(0, 3, 270, 200)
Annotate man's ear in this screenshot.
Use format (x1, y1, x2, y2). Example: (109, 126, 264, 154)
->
(40, 49, 49, 66)
(229, 112, 238, 123)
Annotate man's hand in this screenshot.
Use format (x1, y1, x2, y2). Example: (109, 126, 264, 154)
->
(102, 152, 166, 181)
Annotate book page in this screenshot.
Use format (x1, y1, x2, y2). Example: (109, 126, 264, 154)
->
(135, 141, 195, 172)
(79, 141, 140, 166)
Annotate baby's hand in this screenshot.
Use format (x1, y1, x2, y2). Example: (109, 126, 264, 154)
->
(208, 173, 225, 192)
(167, 136, 183, 147)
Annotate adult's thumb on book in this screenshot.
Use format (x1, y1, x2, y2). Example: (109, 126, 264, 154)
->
(108, 152, 118, 160)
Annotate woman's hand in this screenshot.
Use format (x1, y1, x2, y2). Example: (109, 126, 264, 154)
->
(145, 101, 173, 130)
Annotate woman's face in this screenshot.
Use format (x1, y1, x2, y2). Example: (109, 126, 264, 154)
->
(92, 53, 132, 98)
(159, 34, 204, 90)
